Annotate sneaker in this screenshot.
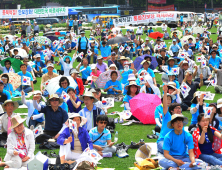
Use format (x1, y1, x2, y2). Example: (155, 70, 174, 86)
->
(103, 152, 112, 158)
(30, 125, 34, 131)
(116, 147, 129, 158)
(114, 118, 118, 124)
(119, 118, 124, 124)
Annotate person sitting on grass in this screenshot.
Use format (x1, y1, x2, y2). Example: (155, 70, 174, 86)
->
(56, 76, 74, 95)
(57, 113, 93, 164)
(104, 70, 122, 96)
(209, 64, 222, 93)
(157, 85, 183, 154)
(0, 60, 14, 73)
(159, 114, 202, 170)
(89, 115, 116, 158)
(79, 91, 105, 132)
(192, 113, 222, 165)
(67, 88, 82, 113)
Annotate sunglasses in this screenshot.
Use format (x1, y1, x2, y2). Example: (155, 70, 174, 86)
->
(50, 98, 59, 102)
(99, 121, 108, 125)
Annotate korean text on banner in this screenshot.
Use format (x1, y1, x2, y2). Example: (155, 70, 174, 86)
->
(148, 0, 166, 4)
(148, 4, 175, 11)
(114, 12, 177, 26)
(0, 7, 68, 19)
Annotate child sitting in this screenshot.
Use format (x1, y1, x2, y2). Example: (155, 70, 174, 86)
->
(89, 115, 116, 157)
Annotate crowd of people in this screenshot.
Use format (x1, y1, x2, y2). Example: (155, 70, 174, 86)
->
(1, 15, 222, 169)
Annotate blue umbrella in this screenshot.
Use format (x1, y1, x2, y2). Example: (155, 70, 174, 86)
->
(133, 54, 158, 71)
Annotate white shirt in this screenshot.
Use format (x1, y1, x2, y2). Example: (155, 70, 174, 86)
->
(16, 43, 23, 48)
(136, 28, 143, 34)
(60, 56, 76, 76)
(211, 13, 216, 20)
(0, 112, 17, 133)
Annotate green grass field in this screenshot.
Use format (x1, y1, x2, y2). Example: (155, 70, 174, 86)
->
(0, 26, 220, 170)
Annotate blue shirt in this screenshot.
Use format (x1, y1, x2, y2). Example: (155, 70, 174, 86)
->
(100, 46, 111, 58)
(56, 86, 73, 95)
(104, 80, 122, 95)
(89, 127, 111, 146)
(69, 20, 73, 26)
(4, 83, 13, 93)
(67, 97, 82, 113)
(79, 105, 105, 131)
(123, 95, 133, 110)
(209, 56, 221, 70)
(79, 37, 87, 50)
(120, 69, 133, 84)
(157, 111, 171, 143)
(17, 71, 33, 82)
(180, 15, 183, 22)
(80, 66, 91, 79)
(191, 103, 209, 125)
(1, 89, 11, 100)
(154, 104, 163, 127)
(26, 65, 32, 72)
(138, 68, 155, 78)
(148, 29, 154, 34)
(40, 105, 68, 131)
(199, 129, 215, 154)
(163, 129, 194, 157)
(170, 44, 180, 53)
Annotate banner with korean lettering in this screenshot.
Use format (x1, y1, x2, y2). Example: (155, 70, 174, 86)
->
(148, 5, 175, 11)
(0, 7, 68, 19)
(148, 0, 166, 4)
(114, 12, 177, 26)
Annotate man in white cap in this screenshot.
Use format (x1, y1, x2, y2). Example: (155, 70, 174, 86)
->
(0, 100, 18, 140)
(33, 54, 44, 77)
(96, 55, 108, 73)
(41, 63, 59, 96)
(79, 91, 105, 131)
(169, 39, 180, 55)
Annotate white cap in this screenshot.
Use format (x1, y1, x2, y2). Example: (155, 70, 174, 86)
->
(91, 64, 97, 70)
(33, 90, 42, 95)
(47, 63, 54, 68)
(36, 54, 41, 58)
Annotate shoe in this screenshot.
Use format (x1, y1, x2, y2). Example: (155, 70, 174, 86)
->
(135, 139, 145, 147)
(152, 134, 158, 139)
(42, 151, 50, 157)
(116, 146, 129, 158)
(50, 151, 58, 158)
(147, 135, 154, 139)
(128, 141, 140, 149)
(119, 118, 124, 124)
(114, 118, 118, 124)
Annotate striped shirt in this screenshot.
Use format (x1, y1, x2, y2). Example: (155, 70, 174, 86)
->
(89, 127, 111, 146)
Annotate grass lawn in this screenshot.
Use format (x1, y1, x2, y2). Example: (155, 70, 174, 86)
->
(0, 26, 219, 170)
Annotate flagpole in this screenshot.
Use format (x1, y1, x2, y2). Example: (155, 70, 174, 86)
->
(205, 81, 211, 91)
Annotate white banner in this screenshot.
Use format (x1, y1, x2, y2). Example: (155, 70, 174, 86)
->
(114, 13, 177, 26)
(0, 7, 68, 19)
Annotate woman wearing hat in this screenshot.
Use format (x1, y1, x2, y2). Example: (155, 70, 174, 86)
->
(1, 74, 14, 96)
(164, 81, 181, 104)
(21, 90, 45, 129)
(159, 114, 201, 170)
(0, 115, 35, 169)
(57, 113, 93, 163)
(104, 71, 122, 96)
(140, 75, 161, 98)
(33, 94, 68, 137)
(120, 61, 136, 87)
(192, 113, 222, 166)
(138, 60, 157, 86)
(123, 81, 141, 111)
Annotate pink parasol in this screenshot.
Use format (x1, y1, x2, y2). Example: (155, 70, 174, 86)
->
(129, 93, 161, 124)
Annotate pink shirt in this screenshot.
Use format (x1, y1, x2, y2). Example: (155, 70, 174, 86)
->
(90, 70, 102, 84)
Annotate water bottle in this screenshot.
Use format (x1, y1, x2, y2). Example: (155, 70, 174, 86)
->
(114, 131, 118, 143)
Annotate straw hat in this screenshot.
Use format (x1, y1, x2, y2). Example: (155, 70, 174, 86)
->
(2, 100, 19, 112)
(191, 92, 199, 103)
(125, 81, 141, 91)
(140, 60, 150, 65)
(167, 114, 188, 129)
(47, 94, 63, 105)
(97, 55, 103, 60)
(143, 46, 150, 51)
(79, 91, 98, 103)
(118, 56, 128, 61)
(109, 64, 117, 70)
(217, 99, 222, 108)
(46, 24, 51, 28)
(135, 144, 152, 162)
(9, 115, 26, 130)
(167, 82, 177, 90)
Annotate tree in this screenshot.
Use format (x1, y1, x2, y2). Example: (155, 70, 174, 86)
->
(12, 0, 45, 8)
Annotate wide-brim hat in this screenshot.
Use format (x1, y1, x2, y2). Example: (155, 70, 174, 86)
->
(68, 113, 83, 120)
(167, 114, 188, 129)
(118, 56, 127, 61)
(128, 74, 136, 81)
(2, 100, 19, 112)
(141, 60, 150, 65)
(191, 92, 198, 103)
(80, 30, 85, 34)
(109, 64, 117, 70)
(9, 115, 26, 130)
(125, 81, 141, 91)
(79, 91, 98, 103)
(143, 46, 150, 51)
(135, 144, 152, 162)
(97, 55, 103, 60)
(47, 94, 63, 105)
(167, 82, 177, 90)
(217, 99, 222, 108)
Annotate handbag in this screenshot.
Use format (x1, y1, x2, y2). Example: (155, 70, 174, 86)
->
(77, 161, 96, 170)
(134, 158, 158, 170)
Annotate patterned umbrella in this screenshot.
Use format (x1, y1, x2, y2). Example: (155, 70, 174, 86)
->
(35, 36, 52, 45)
(0, 58, 22, 74)
(0, 73, 21, 91)
(170, 30, 183, 39)
(181, 35, 196, 46)
(95, 70, 122, 89)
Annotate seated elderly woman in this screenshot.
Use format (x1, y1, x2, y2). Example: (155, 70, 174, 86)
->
(57, 113, 93, 164)
(104, 70, 122, 96)
(0, 115, 35, 169)
(56, 76, 74, 94)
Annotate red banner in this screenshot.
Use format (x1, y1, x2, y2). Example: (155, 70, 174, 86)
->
(148, 0, 166, 4)
(148, 5, 175, 11)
